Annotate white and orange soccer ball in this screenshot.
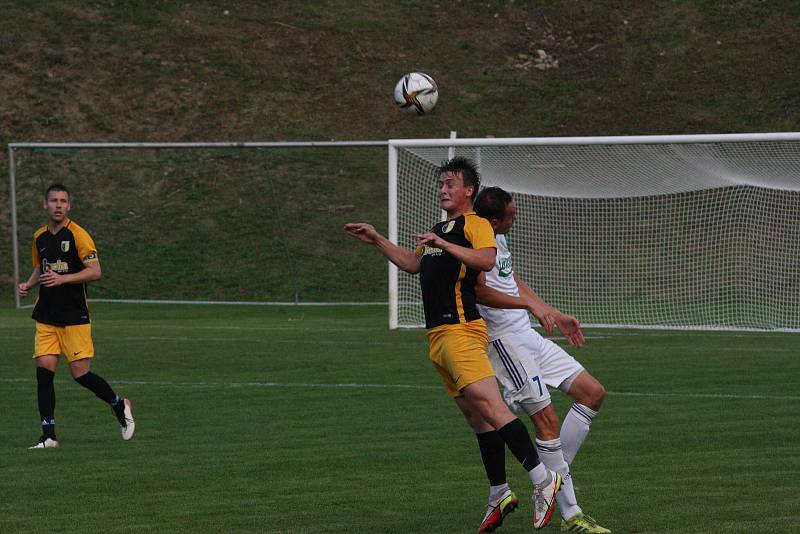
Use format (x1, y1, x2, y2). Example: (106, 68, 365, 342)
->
(394, 72, 439, 115)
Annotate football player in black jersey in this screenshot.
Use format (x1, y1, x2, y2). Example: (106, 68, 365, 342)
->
(345, 158, 561, 530)
(18, 183, 135, 448)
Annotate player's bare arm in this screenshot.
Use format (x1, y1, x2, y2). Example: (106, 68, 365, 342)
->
(345, 222, 421, 274)
(414, 232, 495, 272)
(514, 273, 585, 348)
(476, 272, 562, 337)
(39, 260, 102, 288)
(18, 267, 42, 297)
(475, 272, 530, 310)
(513, 273, 555, 317)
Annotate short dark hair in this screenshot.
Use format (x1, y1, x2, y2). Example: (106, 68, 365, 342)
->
(474, 186, 513, 221)
(437, 157, 481, 200)
(45, 183, 70, 199)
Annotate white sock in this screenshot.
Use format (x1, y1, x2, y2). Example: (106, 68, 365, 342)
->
(529, 462, 549, 485)
(489, 483, 510, 503)
(536, 438, 581, 520)
(561, 403, 597, 465)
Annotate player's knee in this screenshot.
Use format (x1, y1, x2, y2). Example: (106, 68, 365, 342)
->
(35, 356, 58, 372)
(471, 397, 492, 419)
(583, 383, 606, 411)
(71, 367, 90, 381)
(570, 372, 606, 411)
(474, 398, 511, 428)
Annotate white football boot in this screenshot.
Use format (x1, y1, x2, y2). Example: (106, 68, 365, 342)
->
(29, 436, 59, 449)
(119, 398, 135, 441)
(532, 470, 561, 529)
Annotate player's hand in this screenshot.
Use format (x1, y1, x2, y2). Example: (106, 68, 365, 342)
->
(17, 282, 30, 297)
(525, 300, 556, 335)
(39, 270, 64, 287)
(344, 223, 380, 244)
(413, 232, 445, 249)
(555, 313, 585, 348)
(535, 311, 556, 336)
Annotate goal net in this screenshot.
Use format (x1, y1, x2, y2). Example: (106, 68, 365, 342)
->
(389, 133, 800, 331)
(8, 142, 388, 306)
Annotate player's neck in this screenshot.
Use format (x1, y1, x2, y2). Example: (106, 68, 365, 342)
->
(445, 203, 472, 220)
(47, 218, 69, 234)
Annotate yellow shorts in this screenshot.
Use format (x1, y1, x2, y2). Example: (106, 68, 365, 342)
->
(34, 322, 95, 362)
(426, 319, 495, 398)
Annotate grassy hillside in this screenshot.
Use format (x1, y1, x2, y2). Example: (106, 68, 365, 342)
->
(2, 1, 800, 297)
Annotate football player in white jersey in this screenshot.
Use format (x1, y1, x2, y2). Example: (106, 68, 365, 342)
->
(472, 186, 610, 534)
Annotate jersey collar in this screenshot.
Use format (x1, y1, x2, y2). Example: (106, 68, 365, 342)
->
(47, 217, 70, 235)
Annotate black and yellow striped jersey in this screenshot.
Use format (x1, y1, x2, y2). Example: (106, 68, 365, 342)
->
(31, 219, 98, 326)
(415, 211, 496, 329)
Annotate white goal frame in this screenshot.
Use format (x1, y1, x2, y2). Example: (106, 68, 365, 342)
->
(388, 132, 800, 332)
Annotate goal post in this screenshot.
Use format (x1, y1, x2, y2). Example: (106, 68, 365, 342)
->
(387, 143, 399, 329)
(388, 133, 800, 332)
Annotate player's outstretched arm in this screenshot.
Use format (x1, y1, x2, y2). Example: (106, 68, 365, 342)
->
(414, 233, 495, 272)
(344, 222, 421, 274)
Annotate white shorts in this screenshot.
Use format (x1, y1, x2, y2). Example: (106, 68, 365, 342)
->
(536, 334, 585, 391)
(488, 329, 584, 415)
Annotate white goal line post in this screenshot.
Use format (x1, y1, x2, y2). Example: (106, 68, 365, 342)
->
(387, 131, 800, 332)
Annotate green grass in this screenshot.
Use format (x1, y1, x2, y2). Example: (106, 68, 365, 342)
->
(1, 303, 798, 533)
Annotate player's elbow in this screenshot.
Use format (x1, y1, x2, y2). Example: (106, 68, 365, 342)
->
(400, 257, 421, 274)
(403, 262, 421, 274)
(476, 249, 496, 272)
(472, 255, 495, 272)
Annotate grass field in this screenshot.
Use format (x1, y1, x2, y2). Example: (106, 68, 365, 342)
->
(1, 303, 798, 533)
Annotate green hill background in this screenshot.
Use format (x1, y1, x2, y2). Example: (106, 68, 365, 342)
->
(2, 1, 799, 301)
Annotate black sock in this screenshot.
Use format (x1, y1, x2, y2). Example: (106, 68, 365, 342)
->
(75, 372, 119, 407)
(36, 367, 56, 439)
(476, 430, 507, 486)
(496, 418, 540, 472)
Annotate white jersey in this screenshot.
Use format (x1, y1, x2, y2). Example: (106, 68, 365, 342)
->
(479, 234, 585, 410)
(477, 234, 535, 341)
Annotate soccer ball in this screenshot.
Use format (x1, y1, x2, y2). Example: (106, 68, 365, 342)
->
(394, 72, 438, 115)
